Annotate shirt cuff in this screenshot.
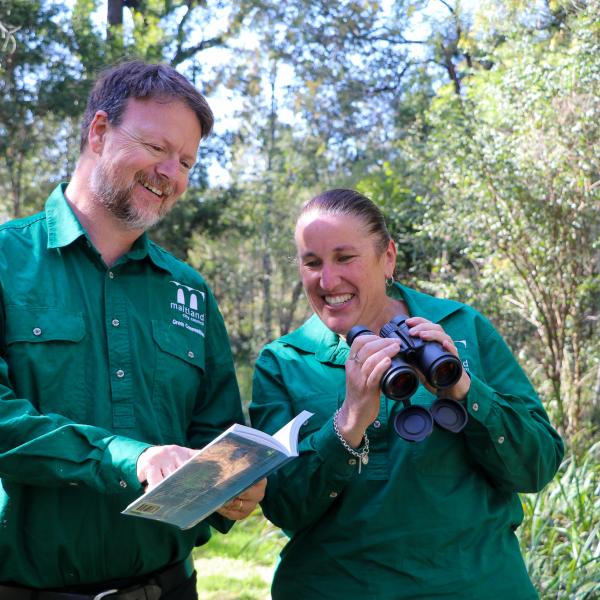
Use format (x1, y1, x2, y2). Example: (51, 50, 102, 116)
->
(463, 374, 496, 424)
(103, 436, 152, 494)
(309, 416, 362, 475)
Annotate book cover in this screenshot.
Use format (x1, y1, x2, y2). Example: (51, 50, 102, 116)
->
(122, 410, 313, 530)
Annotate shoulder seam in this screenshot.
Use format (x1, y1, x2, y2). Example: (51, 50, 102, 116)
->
(0, 213, 46, 233)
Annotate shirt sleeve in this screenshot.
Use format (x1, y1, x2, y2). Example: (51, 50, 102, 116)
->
(461, 316, 564, 493)
(250, 347, 357, 532)
(185, 288, 245, 533)
(0, 372, 149, 494)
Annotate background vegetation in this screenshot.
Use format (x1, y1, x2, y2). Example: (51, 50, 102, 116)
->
(1, 0, 598, 597)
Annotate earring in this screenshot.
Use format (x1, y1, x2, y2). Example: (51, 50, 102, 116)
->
(386, 275, 395, 287)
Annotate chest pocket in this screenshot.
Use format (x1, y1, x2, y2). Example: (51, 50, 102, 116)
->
(3, 306, 87, 419)
(151, 320, 205, 443)
(152, 320, 205, 370)
(5, 307, 85, 344)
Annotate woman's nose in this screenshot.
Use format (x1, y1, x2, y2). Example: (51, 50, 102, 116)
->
(319, 264, 340, 290)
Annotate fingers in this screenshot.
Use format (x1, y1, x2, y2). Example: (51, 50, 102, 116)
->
(217, 479, 267, 521)
(137, 445, 197, 490)
(405, 317, 457, 356)
(347, 334, 400, 369)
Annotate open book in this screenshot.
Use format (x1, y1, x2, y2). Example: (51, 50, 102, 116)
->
(122, 410, 313, 530)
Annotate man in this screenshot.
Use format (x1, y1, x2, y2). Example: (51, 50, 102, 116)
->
(0, 60, 265, 598)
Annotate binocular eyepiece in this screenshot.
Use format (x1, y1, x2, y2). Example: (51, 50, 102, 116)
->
(347, 314, 468, 442)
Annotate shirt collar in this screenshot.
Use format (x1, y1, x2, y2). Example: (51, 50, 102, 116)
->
(46, 183, 86, 249)
(279, 283, 463, 363)
(45, 183, 173, 275)
(281, 314, 349, 365)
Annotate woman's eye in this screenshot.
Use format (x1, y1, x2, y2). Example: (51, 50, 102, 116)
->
(338, 255, 355, 262)
(303, 260, 320, 269)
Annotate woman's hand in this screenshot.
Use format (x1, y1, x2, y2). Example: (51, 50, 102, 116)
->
(217, 478, 267, 521)
(338, 334, 401, 447)
(405, 316, 470, 401)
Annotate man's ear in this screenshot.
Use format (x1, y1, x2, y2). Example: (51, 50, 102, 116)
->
(88, 110, 109, 154)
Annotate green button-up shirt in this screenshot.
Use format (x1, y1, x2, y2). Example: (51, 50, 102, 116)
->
(250, 284, 564, 599)
(0, 184, 244, 587)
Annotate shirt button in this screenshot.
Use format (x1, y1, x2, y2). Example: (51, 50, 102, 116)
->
(348, 458, 357, 466)
(119, 480, 127, 488)
(108, 271, 115, 279)
(32, 327, 42, 336)
(329, 491, 338, 498)
(373, 420, 381, 428)
(472, 403, 479, 412)
(116, 369, 125, 378)
(498, 436, 505, 444)
(112, 319, 120, 327)
(187, 351, 195, 359)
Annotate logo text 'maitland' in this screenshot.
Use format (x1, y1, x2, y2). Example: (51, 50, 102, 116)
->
(170, 302, 203, 321)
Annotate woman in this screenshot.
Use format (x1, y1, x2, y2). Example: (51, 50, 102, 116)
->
(250, 189, 564, 599)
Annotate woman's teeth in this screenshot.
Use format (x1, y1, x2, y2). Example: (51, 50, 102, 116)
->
(325, 294, 353, 305)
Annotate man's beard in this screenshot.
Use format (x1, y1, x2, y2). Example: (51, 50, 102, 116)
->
(90, 161, 176, 231)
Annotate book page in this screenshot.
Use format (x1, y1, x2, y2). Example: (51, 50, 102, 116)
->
(271, 410, 313, 455)
(229, 410, 313, 456)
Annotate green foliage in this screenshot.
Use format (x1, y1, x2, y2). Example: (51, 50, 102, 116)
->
(0, 1, 85, 217)
(194, 509, 285, 599)
(414, 0, 600, 436)
(519, 443, 600, 599)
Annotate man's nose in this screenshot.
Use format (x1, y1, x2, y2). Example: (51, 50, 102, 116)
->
(156, 158, 180, 180)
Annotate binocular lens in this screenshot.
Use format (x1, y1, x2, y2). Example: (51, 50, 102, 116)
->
(381, 366, 419, 401)
(429, 357, 462, 389)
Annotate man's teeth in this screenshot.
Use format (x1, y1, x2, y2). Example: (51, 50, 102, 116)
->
(142, 182, 163, 197)
(325, 294, 353, 305)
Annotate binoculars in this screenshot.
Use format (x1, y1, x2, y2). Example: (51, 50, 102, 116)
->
(347, 314, 468, 442)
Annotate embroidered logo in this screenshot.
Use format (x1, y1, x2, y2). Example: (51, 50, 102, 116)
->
(453, 339, 469, 372)
(169, 281, 206, 336)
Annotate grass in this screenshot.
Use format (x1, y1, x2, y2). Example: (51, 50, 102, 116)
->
(194, 445, 599, 599)
(194, 510, 285, 600)
(519, 442, 600, 599)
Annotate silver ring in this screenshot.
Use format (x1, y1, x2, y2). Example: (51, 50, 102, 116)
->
(349, 353, 362, 364)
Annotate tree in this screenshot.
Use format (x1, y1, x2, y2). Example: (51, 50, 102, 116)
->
(0, 0, 85, 218)
(420, 0, 600, 437)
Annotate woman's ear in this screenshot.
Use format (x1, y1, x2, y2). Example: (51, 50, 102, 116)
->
(384, 239, 397, 276)
(88, 110, 110, 154)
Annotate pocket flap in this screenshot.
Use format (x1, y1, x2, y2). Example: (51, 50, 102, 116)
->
(152, 320, 205, 369)
(4, 306, 86, 343)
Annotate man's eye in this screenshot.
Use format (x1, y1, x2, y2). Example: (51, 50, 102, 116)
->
(181, 160, 192, 170)
(146, 144, 164, 153)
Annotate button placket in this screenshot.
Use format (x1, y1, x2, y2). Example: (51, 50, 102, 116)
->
(104, 268, 135, 428)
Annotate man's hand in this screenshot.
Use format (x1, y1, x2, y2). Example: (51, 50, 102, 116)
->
(216, 479, 267, 521)
(137, 445, 197, 490)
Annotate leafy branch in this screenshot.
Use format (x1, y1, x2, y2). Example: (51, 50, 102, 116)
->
(0, 19, 20, 54)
